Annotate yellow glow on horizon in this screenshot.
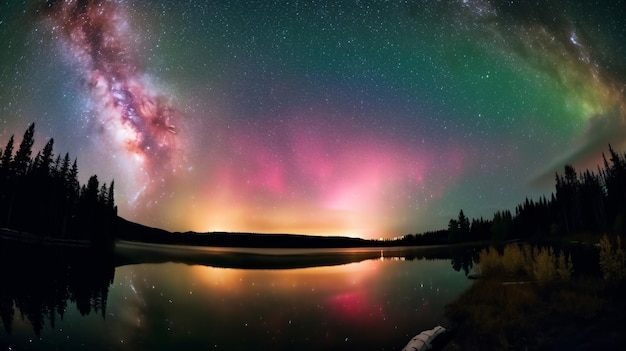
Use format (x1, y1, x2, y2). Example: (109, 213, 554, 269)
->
(179, 198, 390, 239)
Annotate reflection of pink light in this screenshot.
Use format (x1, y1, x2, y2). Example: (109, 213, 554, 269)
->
(329, 292, 365, 319)
(327, 291, 383, 322)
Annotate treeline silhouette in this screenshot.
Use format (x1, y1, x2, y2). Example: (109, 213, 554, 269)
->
(403, 144, 626, 245)
(0, 123, 117, 246)
(0, 244, 114, 336)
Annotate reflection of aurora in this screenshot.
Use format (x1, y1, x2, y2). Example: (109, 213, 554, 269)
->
(107, 258, 470, 350)
(1, 1, 625, 237)
(0, 244, 477, 350)
(0, 247, 114, 337)
(113, 241, 475, 270)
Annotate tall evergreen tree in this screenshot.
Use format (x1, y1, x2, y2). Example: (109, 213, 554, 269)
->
(52, 154, 62, 179)
(59, 153, 70, 182)
(68, 159, 80, 200)
(107, 180, 115, 210)
(458, 210, 470, 237)
(448, 217, 460, 243)
(491, 210, 512, 242)
(0, 123, 117, 246)
(98, 183, 108, 206)
(36, 138, 55, 174)
(13, 123, 35, 176)
(0, 135, 14, 173)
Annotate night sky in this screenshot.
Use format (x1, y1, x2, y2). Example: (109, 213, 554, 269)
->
(1, 0, 625, 238)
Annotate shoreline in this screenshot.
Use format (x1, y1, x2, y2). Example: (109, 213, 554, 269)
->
(0, 227, 91, 248)
(441, 239, 625, 350)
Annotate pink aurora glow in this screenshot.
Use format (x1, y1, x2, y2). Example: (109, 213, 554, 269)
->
(185, 115, 467, 237)
(36, 1, 469, 238)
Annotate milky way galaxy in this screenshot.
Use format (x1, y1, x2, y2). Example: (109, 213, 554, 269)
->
(1, 0, 625, 238)
(40, 0, 185, 211)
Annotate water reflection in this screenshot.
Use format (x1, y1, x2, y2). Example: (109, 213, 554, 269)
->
(448, 245, 480, 276)
(111, 261, 468, 350)
(0, 242, 477, 350)
(0, 245, 114, 337)
(114, 240, 480, 272)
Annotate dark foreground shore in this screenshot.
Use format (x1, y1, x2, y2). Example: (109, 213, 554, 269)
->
(440, 240, 626, 350)
(442, 280, 626, 350)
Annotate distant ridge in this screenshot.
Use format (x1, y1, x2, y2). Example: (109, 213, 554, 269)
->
(115, 216, 376, 248)
(116, 216, 173, 240)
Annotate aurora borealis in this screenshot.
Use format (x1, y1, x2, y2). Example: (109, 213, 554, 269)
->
(1, 0, 625, 238)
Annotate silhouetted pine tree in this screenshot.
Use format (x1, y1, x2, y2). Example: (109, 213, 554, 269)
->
(579, 169, 606, 232)
(470, 217, 492, 241)
(601, 145, 626, 232)
(12, 123, 34, 177)
(458, 210, 470, 237)
(0, 123, 117, 247)
(491, 210, 512, 242)
(448, 218, 459, 243)
(555, 164, 583, 234)
(0, 136, 14, 175)
(0, 136, 14, 227)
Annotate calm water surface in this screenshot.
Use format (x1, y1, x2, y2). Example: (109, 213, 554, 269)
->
(0, 242, 474, 350)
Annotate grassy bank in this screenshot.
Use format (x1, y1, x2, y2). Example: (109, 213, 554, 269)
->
(443, 237, 626, 350)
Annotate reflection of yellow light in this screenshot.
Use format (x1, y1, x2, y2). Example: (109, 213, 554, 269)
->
(189, 266, 244, 292)
(189, 259, 381, 293)
(279, 261, 382, 309)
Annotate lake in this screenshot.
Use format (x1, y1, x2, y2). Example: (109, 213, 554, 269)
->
(0, 241, 477, 350)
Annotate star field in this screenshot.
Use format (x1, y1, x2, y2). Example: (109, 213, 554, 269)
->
(1, 0, 625, 238)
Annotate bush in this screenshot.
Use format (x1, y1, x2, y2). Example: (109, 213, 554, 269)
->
(478, 243, 572, 282)
(556, 251, 573, 280)
(521, 244, 534, 278)
(502, 243, 527, 276)
(533, 246, 557, 283)
(478, 246, 502, 276)
(599, 234, 626, 282)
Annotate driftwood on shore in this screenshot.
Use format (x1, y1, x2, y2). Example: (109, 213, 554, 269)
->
(401, 325, 446, 351)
